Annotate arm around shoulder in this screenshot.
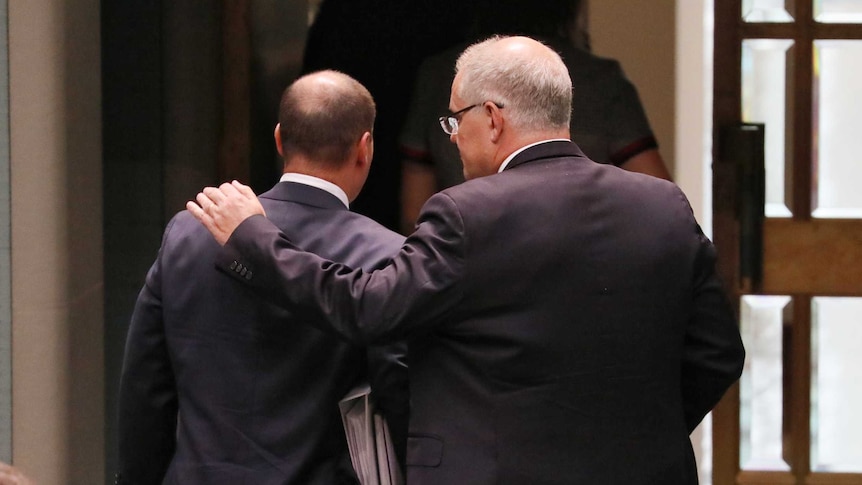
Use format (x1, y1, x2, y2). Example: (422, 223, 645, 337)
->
(215, 192, 467, 345)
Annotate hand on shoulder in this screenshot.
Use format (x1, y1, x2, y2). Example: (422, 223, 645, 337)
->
(186, 180, 267, 246)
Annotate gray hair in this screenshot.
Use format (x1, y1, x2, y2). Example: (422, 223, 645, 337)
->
(455, 36, 572, 133)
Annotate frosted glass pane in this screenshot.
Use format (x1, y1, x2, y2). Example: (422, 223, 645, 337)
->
(742, 0, 794, 22)
(812, 41, 862, 219)
(815, 0, 862, 23)
(742, 40, 794, 218)
(811, 297, 862, 472)
(740, 295, 791, 471)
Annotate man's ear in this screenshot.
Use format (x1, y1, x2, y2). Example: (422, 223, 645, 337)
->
(273, 124, 284, 157)
(486, 102, 504, 143)
(358, 131, 374, 167)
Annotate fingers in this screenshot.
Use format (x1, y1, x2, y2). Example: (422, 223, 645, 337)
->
(193, 184, 232, 215)
(202, 185, 226, 204)
(194, 191, 211, 211)
(186, 200, 205, 220)
(193, 181, 252, 211)
(231, 180, 266, 217)
(232, 180, 256, 199)
(186, 182, 258, 247)
(191, 191, 218, 230)
(186, 199, 217, 237)
(211, 180, 250, 201)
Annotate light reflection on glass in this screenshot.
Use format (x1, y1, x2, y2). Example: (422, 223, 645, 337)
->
(814, 0, 862, 23)
(739, 295, 791, 471)
(811, 297, 862, 472)
(812, 40, 862, 219)
(742, 39, 794, 218)
(742, 0, 794, 22)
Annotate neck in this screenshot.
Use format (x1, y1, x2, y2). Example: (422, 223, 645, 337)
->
(282, 157, 354, 199)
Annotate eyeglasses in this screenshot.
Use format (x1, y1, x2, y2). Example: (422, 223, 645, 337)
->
(439, 104, 479, 135)
(438, 102, 503, 135)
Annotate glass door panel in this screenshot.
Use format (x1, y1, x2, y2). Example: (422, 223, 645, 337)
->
(742, 39, 794, 217)
(810, 297, 862, 472)
(715, 1, 862, 483)
(740, 295, 793, 471)
(812, 40, 862, 218)
(814, 0, 862, 23)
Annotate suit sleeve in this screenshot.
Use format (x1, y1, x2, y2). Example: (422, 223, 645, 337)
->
(217, 192, 466, 345)
(366, 341, 409, 468)
(117, 228, 178, 484)
(681, 226, 746, 432)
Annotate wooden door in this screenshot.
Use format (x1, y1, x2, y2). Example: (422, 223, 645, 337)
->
(712, 1, 862, 484)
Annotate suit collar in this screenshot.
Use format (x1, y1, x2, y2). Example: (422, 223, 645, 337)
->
(279, 172, 349, 207)
(503, 140, 587, 171)
(260, 181, 347, 210)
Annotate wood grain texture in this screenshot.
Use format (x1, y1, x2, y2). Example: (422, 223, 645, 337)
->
(762, 219, 862, 295)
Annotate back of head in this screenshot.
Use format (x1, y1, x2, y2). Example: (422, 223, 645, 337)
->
(455, 36, 572, 134)
(278, 70, 375, 167)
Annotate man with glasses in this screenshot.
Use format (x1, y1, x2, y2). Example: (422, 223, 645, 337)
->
(399, 0, 671, 234)
(188, 36, 744, 484)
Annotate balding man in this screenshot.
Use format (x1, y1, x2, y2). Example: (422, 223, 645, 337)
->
(118, 70, 408, 485)
(189, 37, 744, 484)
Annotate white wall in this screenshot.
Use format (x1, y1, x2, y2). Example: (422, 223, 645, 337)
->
(675, 0, 713, 231)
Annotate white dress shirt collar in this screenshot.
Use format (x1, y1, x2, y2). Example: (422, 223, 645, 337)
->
(279, 172, 350, 209)
(498, 139, 571, 173)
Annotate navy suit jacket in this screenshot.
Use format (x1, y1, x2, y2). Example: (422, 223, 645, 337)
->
(219, 141, 745, 485)
(117, 181, 408, 484)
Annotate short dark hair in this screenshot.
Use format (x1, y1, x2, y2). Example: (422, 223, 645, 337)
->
(278, 70, 375, 167)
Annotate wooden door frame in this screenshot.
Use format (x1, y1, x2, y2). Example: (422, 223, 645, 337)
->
(713, 2, 862, 483)
(712, 3, 745, 483)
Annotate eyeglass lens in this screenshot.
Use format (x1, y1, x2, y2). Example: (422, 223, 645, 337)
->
(440, 116, 458, 135)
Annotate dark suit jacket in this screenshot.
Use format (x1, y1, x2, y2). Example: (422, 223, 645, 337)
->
(219, 141, 745, 485)
(117, 181, 408, 485)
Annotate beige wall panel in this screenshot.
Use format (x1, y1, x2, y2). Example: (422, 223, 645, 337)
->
(589, 0, 677, 176)
(9, 0, 104, 483)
